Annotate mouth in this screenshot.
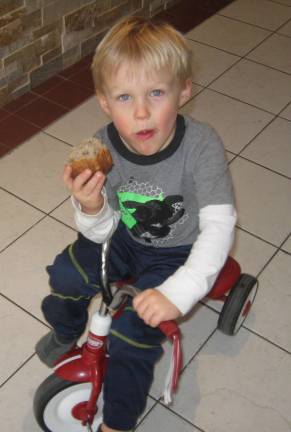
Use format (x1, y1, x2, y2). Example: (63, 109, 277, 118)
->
(135, 129, 155, 141)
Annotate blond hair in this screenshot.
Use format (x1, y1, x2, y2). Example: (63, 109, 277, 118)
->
(91, 16, 192, 92)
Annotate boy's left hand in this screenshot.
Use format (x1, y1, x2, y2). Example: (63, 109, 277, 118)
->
(133, 289, 181, 328)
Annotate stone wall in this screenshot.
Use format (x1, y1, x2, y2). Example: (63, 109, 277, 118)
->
(0, 0, 179, 107)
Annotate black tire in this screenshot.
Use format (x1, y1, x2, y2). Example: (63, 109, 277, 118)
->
(218, 274, 258, 335)
(33, 374, 103, 431)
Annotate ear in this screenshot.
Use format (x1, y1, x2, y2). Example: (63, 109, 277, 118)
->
(178, 79, 192, 107)
(96, 91, 111, 116)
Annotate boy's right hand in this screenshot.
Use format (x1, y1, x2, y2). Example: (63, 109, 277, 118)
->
(63, 165, 106, 215)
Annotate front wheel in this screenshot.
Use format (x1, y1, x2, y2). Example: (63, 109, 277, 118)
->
(218, 274, 258, 335)
(33, 374, 103, 432)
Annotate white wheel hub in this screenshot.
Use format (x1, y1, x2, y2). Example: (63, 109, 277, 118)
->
(44, 383, 103, 432)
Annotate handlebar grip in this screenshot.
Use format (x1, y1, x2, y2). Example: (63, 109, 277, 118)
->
(159, 320, 180, 339)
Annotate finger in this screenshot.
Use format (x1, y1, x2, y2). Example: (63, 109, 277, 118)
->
(63, 165, 73, 189)
(133, 289, 154, 308)
(83, 171, 105, 196)
(73, 169, 93, 191)
(143, 309, 160, 328)
(133, 293, 151, 316)
(148, 315, 160, 328)
(133, 292, 146, 309)
(136, 299, 158, 324)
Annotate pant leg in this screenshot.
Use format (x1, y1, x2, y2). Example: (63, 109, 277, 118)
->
(103, 306, 164, 431)
(42, 233, 103, 339)
(103, 242, 191, 430)
(42, 226, 132, 340)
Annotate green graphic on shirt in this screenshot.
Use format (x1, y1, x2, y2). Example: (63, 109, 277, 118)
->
(117, 191, 164, 228)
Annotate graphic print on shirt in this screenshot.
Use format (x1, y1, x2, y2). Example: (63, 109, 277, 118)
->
(117, 177, 188, 245)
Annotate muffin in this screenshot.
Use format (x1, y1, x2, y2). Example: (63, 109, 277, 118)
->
(69, 138, 113, 179)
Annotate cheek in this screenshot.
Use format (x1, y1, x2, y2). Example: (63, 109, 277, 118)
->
(111, 114, 133, 140)
(110, 108, 130, 130)
(157, 104, 178, 130)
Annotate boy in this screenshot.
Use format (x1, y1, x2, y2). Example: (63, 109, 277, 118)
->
(36, 16, 237, 432)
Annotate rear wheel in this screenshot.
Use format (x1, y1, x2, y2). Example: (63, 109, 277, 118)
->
(33, 374, 102, 432)
(218, 274, 258, 335)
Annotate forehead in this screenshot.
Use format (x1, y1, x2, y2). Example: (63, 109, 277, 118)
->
(105, 61, 176, 89)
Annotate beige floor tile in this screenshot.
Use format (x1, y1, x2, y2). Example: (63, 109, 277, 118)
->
(220, 0, 291, 30)
(279, 102, 291, 120)
(188, 40, 239, 86)
(278, 18, 291, 36)
(50, 198, 76, 229)
(45, 96, 108, 145)
(0, 132, 70, 213)
(249, 251, 291, 351)
(150, 305, 218, 399)
(0, 297, 48, 385)
(204, 227, 276, 313)
(272, 0, 291, 7)
(241, 117, 291, 177)
(188, 83, 205, 99)
(187, 14, 271, 56)
(231, 227, 276, 276)
(229, 157, 291, 245)
(180, 89, 274, 153)
(282, 236, 291, 253)
(168, 329, 291, 432)
(226, 151, 236, 162)
(210, 59, 291, 114)
(0, 357, 49, 432)
(0, 189, 43, 251)
(0, 217, 76, 320)
(247, 33, 291, 74)
(282, 236, 291, 254)
(137, 403, 199, 431)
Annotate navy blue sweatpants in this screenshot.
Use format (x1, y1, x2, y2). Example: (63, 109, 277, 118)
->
(42, 223, 191, 430)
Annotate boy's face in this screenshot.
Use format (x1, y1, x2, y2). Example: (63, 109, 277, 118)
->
(97, 64, 192, 156)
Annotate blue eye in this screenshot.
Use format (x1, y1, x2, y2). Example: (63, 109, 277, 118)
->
(118, 94, 130, 101)
(150, 89, 163, 97)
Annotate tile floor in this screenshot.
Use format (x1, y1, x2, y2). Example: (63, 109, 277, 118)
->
(1, 0, 291, 431)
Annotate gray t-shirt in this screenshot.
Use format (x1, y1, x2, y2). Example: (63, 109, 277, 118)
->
(95, 115, 234, 248)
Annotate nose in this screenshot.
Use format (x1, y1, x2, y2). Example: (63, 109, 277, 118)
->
(134, 99, 150, 120)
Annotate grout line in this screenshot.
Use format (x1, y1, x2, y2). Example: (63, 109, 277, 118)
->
(243, 56, 291, 77)
(181, 327, 218, 372)
(47, 213, 77, 233)
(234, 225, 285, 251)
(241, 325, 291, 356)
(187, 27, 291, 77)
(267, 0, 291, 7)
(196, 85, 281, 116)
(218, 12, 291, 33)
(185, 82, 291, 183)
(0, 186, 54, 213)
(0, 292, 51, 332)
(229, 153, 291, 181)
(279, 232, 291, 255)
(134, 398, 160, 430)
(0, 352, 37, 389)
(277, 99, 291, 117)
(155, 400, 207, 431)
(0, 214, 48, 255)
(42, 129, 75, 147)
